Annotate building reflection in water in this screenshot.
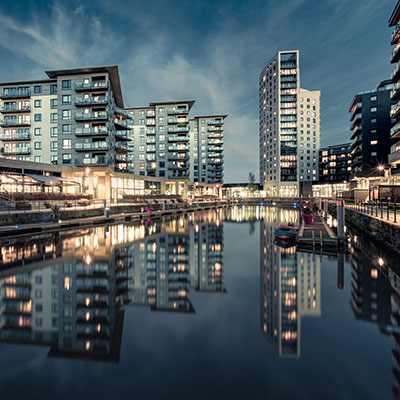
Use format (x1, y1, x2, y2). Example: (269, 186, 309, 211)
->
(348, 232, 400, 399)
(260, 207, 321, 358)
(0, 210, 225, 363)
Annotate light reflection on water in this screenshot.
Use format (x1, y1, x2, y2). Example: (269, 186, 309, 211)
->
(0, 205, 398, 399)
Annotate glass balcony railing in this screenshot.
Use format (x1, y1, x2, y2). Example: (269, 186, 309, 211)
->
(208, 127, 223, 132)
(168, 135, 189, 143)
(0, 132, 31, 141)
(1, 89, 30, 98)
(75, 142, 109, 151)
(75, 111, 109, 121)
(392, 24, 400, 44)
(391, 103, 400, 118)
(392, 43, 400, 63)
(75, 96, 109, 106)
(82, 156, 108, 165)
(168, 154, 189, 161)
(167, 146, 189, 151)
(168, 126, 189, 133)
(167, 109, 189, 115)
(391, 121, 400, 138)
(74, 81, 109, 91)
(167, 118, 188, 124)
(75, 127, 108, 136)
(146, 128, 156, 134)
(280, 62, 297, 69)
(0, 119, 30, 126)
(0, 105, 30, 113)
(115, 143, 128, 151)
(208, 146, 223, 152)
(391, 81, 400, 99)
(146, 110, 155, 117)
(2, 147, 31, 155)
(392, 64, 400, 81)
(207, 120, 223, 125)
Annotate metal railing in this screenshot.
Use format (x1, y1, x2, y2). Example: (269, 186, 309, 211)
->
(346, 200, 400, 224)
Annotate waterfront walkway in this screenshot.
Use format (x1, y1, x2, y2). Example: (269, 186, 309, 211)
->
(345, 203, 400, 227)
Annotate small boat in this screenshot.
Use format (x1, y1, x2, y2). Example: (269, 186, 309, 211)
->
(275, 228, 297, 240)
(276, 223, 299, 231)
(275, 238, 296, 249)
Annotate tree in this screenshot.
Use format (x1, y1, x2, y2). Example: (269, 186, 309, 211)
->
(246, 172, 258, 196)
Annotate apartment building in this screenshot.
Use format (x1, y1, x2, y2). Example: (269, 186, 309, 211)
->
(389, 1, 400, 172)
(189, 115, 225, 184)
(318, 143, 352, 183)
(349, 80, 392, 177)
(0, 66, 227, 197)
(259, 50, 320, 197)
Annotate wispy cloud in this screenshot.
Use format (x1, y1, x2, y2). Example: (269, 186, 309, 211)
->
(0, 0, 395, 181)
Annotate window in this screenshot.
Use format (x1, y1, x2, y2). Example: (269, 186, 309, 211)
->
(50, 84, 57, 94)
(34, 142, 42, 150)
(158, 116, 164, 123)
(371, 95, 377, 101)
(34, 99, 41, 108)
(158, 126, 164, 132)
(50, 127, 58, 137)
(35, 276, 42, 284)
(62, 124, 71, 134)
(50, 99, 58, 109)
(50, 113, 57, 123)
(371, 151, 377, 156)
(34, 85, 42, 94)
(34, 114, 42, 122)
(62, 80, 71, 90)
(34, 128, 42, 136)
(36, 304, 43, 312)
(158, 107, 164, 114)
(51, 155, 58, 163)
(34, 155, 42, 162)
(139, 110, 145, 116)
(371, 107, 377, 112)
(51, 141, 58, 151)
(62, 110, 71, 120)
(62, 95, 71, 105)
(62, 139, 71, 149)
(370, 140, 378, 145)
(139, 119, 145, 125)
(62, 153, 72, 164)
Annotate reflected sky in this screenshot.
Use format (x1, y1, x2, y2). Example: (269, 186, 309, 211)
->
(0, 206, 398, 399)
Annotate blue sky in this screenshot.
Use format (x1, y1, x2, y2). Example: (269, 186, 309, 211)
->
(0, 0, 395, 182)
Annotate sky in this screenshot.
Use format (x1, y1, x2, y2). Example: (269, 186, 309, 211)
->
(0, 0, 395, 182)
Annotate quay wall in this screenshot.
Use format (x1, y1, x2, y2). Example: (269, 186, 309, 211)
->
(328, 203, 400, 253)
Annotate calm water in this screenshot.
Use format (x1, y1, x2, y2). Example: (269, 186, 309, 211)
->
(0, 206, 398, 399)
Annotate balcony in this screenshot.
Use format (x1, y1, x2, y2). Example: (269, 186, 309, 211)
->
(280, 82, 297, 89)
(75, 111, 109, 122)
(168, 135, 189, 143)
(81, 156, 108, 166)
(75, 96, 109, 107)
(168, 162, 189, 170)
(392, 43, 400, 64)
(207, 120, 223, 125)
(114, 131, 130, 141)
(115, 143, 128, 152)
(167, 118, 188, 124)
(0, 89, 30, 99)
(350, 103, 362, 121)
(115, 155, 127, 163)
(391, 121, 400, 139)
(114, 118, 130, 130)
(146, 128, 156, 134)
(208, 127, 223, 132)
(208, 159, 223, 165)
(0, 105, 30, 113)
(168, 154, 189, 161)
(2, 147, 31, 155)
(75, 127, 108, 136)
(168, 126, 189, 133)
(281, 95, 296, 102)
(115, 108, 132, 119)
(167, 109, 189, 115)
(353, 156, 362, 167)
(392, 24, 400, 45)
(0, 119, 30, 127)
(280, 76, 297, 83)
(167, 145, 188, 152)
(280, 62, 296, 69)
(388, 145, 400, 165)
(392, 82, 400, 101)
(208, 146, 223, 152)
(392, 64, 400, 83)
(391, 103, 400, 119)
(209, 140, 224, 145)
(0, 132, 31, 141)
(75, 142, 109, 151)
(208, 133, 223, 139)
(280, 115, 297, 122)
(350, 125, 361, 140)
(208, 152, 222, 158)
(74, 81, 109, 91)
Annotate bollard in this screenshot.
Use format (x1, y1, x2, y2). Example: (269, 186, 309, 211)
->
(323, 200, 328, 219)
(337, 199, 345, 239)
